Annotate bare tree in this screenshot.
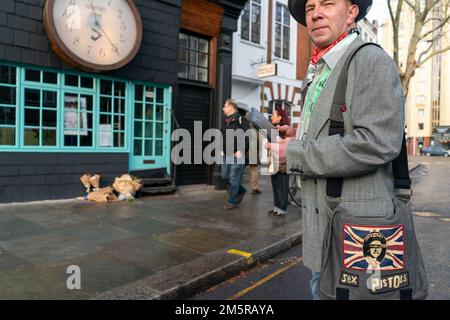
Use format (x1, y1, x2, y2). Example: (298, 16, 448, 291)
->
(388, 0, 450, 97)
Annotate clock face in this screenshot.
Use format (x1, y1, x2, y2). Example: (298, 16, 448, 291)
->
(44, 0, 143, 71)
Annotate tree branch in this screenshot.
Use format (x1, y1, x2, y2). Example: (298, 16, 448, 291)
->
(417, 45, 450, 67)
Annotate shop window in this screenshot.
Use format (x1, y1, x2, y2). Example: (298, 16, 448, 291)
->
(99, 79, 126, 148)
(0, 65, 17, 146)
(23, 88, 58, 147)
(275, 3, 291, 60)
(0, 61, 170, 153)
(178, 33, 209, 83)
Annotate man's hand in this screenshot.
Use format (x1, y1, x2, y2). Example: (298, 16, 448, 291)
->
(234, 151, 242, 158)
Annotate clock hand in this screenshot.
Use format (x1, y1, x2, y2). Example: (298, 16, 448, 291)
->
(89, 1, 119, 54)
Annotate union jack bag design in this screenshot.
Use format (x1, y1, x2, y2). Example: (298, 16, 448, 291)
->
(343, 224, 405, 271)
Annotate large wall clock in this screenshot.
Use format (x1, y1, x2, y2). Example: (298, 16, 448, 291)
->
(44, 0, 143, 72)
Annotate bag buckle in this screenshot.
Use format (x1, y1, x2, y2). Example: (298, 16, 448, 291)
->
(395, 188, 413, 206)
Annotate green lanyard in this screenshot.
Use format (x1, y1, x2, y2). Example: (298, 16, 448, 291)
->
(299, 66, 332, 140)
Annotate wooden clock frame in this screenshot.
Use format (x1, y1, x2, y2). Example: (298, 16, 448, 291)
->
(43, 0, 143, 72)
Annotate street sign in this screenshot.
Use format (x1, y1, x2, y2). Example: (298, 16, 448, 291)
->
(257, 63, 277, 78)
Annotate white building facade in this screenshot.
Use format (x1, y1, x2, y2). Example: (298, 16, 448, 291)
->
(231, 0, 304, 128)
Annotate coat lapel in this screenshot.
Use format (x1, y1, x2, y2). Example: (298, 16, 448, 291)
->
(305, 38, 364, 141)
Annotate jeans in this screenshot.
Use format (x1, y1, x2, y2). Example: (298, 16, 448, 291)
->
(270, 172, 290, 211)
(310, 271, 320, 300)
(221, 162, 247, 205)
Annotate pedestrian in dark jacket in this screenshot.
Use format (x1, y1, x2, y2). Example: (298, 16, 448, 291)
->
(220, 99, 251, 210)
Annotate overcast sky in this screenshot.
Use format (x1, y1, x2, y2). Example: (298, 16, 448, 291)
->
(366, 0, 390, 23)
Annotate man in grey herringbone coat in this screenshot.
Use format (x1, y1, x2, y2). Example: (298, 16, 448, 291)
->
(286, 0, 405, 299)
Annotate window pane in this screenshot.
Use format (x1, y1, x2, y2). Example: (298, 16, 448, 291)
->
(145, 87, 154, 102)
(64, 135, 77, 146)
(0, 66, 16, 84)
(155, 140, 163, 156)
(144, 139, 153, 156)
(0, 87, 16, 105)
(100, 80, 112, 95)
(0, 107, 15, 125)
(155, 122, 163, 138)
(114, 115, 125, 131)
(24, 128, 39, 146)
(64, 112, 78, 129)
(81, 95, 93, 112)
(42, 129, 57, 146)
(42, 110, 57, 127)
(25, 108, 40, 126)
(135, 102, 143, 119)
(145, 104, 153, 120)
(80, 77, 93, 88)
(179, 33, 188, 48)
(134, 139, 142, 155)
(43, 71, 58, 84)
(283, 6, 290, 25)
(100, 97, 112, 113)
(80, 131, 93, 146)
(156, 88, 164, 104)
(251, 5, 261, 43)
(134, 121, 142, 138)
(275, 25, 281, 58)
(189, 51, 198, 65)
(178, 63, 188, 79)
(114, 98, 125, 114)
(283, 26, 290, 60)
(189, 36, 198, 51)
(178, 49, 188, 63)
(114, 132, 125, 148)
(100, 114, 112, 124)
(115, 82, 126, 97)
(0, 127, 15, 145)
(65, 74, 78, 87)
(25, 69, 40, 82)
(135, 85, 143, 101)
(188, 66, 197, 81)
(144, 122, 153, 138)
(43, 91, 57, 109)
(155, 105, 164, 121)
(198, 53, 208, 68)
(25, 89, 40, 107)
(276, 4, 282, 23)
(198, 68, 208, 82)
(198, 39, 209, 53)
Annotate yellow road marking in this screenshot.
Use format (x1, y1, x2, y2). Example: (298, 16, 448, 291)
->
(414, 211, 442, 218)
(227, 257, 303, 300)
(439, 218, 450, 222)
(227, 249, 254, 265)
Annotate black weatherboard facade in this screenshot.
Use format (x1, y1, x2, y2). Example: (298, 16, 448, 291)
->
(0, 0, 246, 203)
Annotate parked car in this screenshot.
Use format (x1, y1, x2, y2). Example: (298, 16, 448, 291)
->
(422, 145, 450, 157)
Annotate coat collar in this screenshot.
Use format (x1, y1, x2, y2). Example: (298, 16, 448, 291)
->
(305, 36, 364, 141)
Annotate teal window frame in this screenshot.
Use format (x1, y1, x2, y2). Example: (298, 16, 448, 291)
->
(0, 64, 19, 146)
(0, 61, 172, 154)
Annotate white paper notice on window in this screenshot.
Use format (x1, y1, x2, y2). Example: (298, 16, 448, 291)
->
(99, 125, 113, 147)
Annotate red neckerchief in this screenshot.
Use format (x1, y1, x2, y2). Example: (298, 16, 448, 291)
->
(310, 32, 348, 65)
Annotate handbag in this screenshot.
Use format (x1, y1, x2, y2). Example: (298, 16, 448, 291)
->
(318, 43, 428, 300)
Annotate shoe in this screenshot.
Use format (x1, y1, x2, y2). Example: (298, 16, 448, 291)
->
(273, 211, 286, 217)
(223, 203, 236, 211)
(252, 189, 261, 195)
(236, 191, 246, 204)
(267, 209, 276, 215)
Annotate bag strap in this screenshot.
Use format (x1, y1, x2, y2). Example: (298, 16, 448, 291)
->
(326, 42, 411, 199)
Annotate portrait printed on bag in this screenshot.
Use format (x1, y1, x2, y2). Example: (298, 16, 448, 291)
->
(343, 225, 405, 271)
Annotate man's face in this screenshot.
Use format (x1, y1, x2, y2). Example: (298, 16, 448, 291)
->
(223, 103, 235, 116)
(305, 0, 359, 49)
